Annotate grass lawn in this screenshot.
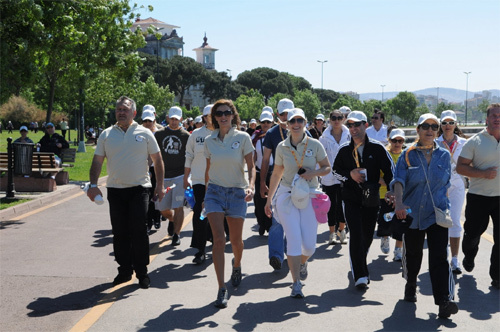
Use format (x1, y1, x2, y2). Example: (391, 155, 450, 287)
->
(0, 129, 107, 183)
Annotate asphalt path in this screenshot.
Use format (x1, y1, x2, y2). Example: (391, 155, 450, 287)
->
(0, 184, 498, 331)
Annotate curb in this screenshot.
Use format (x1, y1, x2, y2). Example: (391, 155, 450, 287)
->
(0, 176, 108, 221)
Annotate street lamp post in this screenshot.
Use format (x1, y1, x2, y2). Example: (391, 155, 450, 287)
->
(155, 27, 164, 83)
(317, 60, 327, 90)
(226, 69, 232, 79)
(464, 72, 471, 126)
(380, 84, 386, 102)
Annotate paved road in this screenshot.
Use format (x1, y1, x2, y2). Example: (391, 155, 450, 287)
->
(0, 185, 498, 331)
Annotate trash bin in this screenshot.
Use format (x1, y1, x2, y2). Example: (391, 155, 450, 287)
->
(13, 142, 34, 175)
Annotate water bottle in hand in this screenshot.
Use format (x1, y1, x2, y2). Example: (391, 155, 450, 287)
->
(384, 208, 412, 222)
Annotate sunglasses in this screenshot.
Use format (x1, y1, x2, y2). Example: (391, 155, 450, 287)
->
(419, 123, 439, 131)
(143, 119, 153, 123)
(390, 138, 405, 144)
(441, 121, 455, 126)
(330, 116, 343, 121)
(214, 110, 233, 117)
(261, 120, 272, 124)
(346, 122, 364, 128)
(289, 118, 305, 124)
(371, 116, 380, 120)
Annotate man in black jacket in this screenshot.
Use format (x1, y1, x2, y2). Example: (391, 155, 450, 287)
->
(333, 111, 394, 290)
(38, 122, 69, 158)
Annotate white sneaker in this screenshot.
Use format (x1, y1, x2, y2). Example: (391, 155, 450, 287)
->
(355, 276, 369, 289)
(338, 229, 347, 244)
(328, 232, 337, 245)
(380, 237, 390, 254)
(393, 247, 403, 261)
(290, 280, 304, 298)
(299, 262, 308, 281)
(451, 256, 462, 275)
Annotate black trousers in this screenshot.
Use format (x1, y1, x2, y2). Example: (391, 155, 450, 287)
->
(190, 184, 209, 253)
(403, 223, 454, 305)
(146, 166, 160, 229)
(344, 201, 379, 281)
(376, 198, 404, 241)
(323, 184, 346, 229)
(254, 171, 272, 231)
(107, 186, 150, 277)
(463, 193, 500, 282)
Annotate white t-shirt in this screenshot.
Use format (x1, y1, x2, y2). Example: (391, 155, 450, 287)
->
(366, 124, 388, 145)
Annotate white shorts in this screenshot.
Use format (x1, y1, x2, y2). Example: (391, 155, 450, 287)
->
(156, 175, 185, 211)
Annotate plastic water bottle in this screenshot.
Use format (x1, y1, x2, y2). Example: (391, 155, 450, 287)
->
(184, 186, 195, 208)
(81, 182, 104, 205)
(384, 208, 412, 222)
(200, 208, 207, 220)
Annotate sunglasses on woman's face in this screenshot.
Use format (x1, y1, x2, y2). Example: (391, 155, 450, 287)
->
(420, 123, 439, 131)
(390, 138, 404, 144)
(330, 116, 343, 121)
(441, 121, 455, 126)
(214, 110, 233, 117)
(346, 122, 363, 129)
(289, 118, 305, 124)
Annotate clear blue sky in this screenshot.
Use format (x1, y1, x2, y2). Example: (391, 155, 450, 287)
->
(133, 0, 500, 94)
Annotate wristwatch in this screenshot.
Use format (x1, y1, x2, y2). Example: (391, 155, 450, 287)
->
(90, 184, 98, 188)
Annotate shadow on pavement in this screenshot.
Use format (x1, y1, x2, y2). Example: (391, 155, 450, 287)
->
(91, 229, 112, 248)
(457, 274, 499, 320)
(139, 303, 219, 331)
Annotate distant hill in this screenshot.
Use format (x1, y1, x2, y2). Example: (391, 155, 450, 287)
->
(359, 88, 500, 103)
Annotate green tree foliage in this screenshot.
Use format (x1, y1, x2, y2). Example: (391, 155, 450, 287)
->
(286, 73, 312, 91)
(292, 89, 322, 121)
(234, 90, 265, 121)
(0, 95, 64, 127)
(386, 91, 420, 125)
(236, 67, 293, 103)
(435, 102, 455, 115)
(331, 94, 363, 112)
(314, 89, 341, 112)
(202, 70, 232, 102)
(164, 56, 205, 106)
(361, 100, 386, 119)
(138, 52, 171, 87)
(477, 99, 489, 114)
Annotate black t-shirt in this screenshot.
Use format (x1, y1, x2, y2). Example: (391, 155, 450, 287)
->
(155, 126, 190, 178)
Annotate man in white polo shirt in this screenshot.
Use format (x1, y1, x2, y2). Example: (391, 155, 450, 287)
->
(366, 109, 388, 145)
(87, 96, 165, 289)
(155, 106, 191, 246)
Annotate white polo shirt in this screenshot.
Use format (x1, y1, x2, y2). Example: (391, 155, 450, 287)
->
(204, 127, 254, 189)
(459, 129, 500, 196)
(95, 121, 160, 188)
(185, 125, 212, 185)
(366, 124, 388, 145)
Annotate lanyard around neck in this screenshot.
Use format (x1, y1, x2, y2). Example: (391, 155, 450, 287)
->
(405, 141, 435, 167)
(352, 142, 363, 168)
(290, 136, 309, 168)
(279, 125, 286, 141)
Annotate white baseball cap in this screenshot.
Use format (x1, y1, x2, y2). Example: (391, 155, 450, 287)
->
(260, 111, 273, 122)
(277, 98, 294, 114)
(417, 113, 439, 126)
(241, 120, 247, 125)
(168, 106, 182, 120)
(143, 104, 156, 113)
(440, 110, 457, 122)
(19, 126, 28, 132)
(203, 104, 213, 116)
(142, 109, 155, 121)
(194, 115, 203, 124)
(262, 106, 273, 113)
(346, 111, 367, 123)
(339, 106, 351, 114)
(389, 128, 405, 140)
(315, 114, 325, 121)
(249, 119, 257, 124)
(287, 108, 306, 121)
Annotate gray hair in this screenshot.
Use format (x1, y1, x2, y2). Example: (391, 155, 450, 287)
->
(116, 96, 136, 112)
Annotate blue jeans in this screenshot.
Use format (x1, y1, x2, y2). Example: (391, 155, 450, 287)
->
(268, 216, 285, 262)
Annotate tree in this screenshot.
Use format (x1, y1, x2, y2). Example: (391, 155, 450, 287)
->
(202, 70, 232, 102)
(286, 73, 312, 91)
(236, 67, 293, 103)
(386, 91, 419, 125)
(234, 89, 265, 121)
(314, 89, 341, 111)
(293, 89, 321, 121)
(137, 52, 171, 87)
(331, 94, 363, 112)
(164, 55, 205, 106)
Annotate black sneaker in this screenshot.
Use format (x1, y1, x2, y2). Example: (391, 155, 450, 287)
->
(404, 282, 417, 302)
(214, 288, 228, 308)
(438, 300, 459, 318)
(192, 251, 205, 265)
(258, 225, 265, 236)
(168, 221, 174, 236)
(231, 267, 242, 287)
(112, 273, 132, 286)
(491, 280, 499, 289)
(172, 234, 181, 246)
(462, 256, 475, 272)
(154, 219, 161, 229)
(138, 275, 150, 289)
(270, 256, 282, 270)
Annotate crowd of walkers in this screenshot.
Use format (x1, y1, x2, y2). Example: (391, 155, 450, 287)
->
(87, 96, 500, 319)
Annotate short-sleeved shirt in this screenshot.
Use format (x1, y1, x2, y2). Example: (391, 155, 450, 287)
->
(204, 127, 254, 189)
(366, 124, 388, 145)
(60, 121, 68, 130)
(185, 125, 212, 185)
(459, 129, 500, 196)
(155, 126, 190, 179)
(95, 121, 160, 188)
(263, 124, 288, 160)
(275, 135, 327, 189)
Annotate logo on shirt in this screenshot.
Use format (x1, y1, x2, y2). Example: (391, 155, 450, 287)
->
(195, 136, 205, 144)
(305, 149, 313, 157)
(162, 135, 183, 155)
(231, 141, 240, 149)
(135, 135, 145, 142)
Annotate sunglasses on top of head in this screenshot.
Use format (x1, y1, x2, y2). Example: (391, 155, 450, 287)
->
(288, 117, 305, 124)
(330, 115, 343, 121)
(346, 121, 364, 128)
(419, 123, 439, 131)
(214, 110, 233, 117)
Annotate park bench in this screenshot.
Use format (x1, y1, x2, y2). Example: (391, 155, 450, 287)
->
(60, 148, 76, 167)
(0, 151, 64, 192)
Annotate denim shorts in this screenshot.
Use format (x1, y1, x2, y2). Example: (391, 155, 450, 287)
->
(204, 183, 248, 220)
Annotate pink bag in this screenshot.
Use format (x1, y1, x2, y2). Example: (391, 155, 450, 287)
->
(311, 193, 331, 224)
